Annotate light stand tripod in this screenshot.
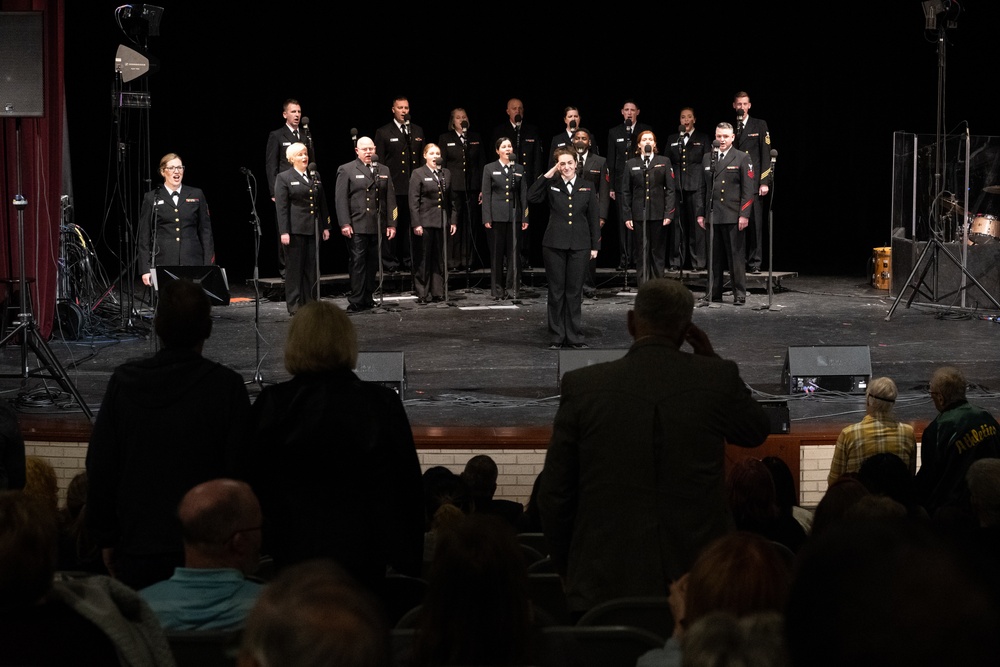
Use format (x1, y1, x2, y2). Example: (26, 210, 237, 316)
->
(0, 119, 93, 419)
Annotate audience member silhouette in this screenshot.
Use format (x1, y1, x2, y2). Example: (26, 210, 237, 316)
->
(786, 518, 1000, 667)
(0, 397, 25, 491)
(761, 455, 812, 535)
(726, 458, 806, 554)
(246, 301, 424, 594)
(808, 476, 870, 541)
(57, 471, 107, 574)
(86, 278, 252, 589)
(461, 454, 523, 528)
(237, 559, 390, 667)
(0, 490, 175, 666)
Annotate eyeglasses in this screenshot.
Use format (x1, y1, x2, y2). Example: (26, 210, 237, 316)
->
(164, 165, 185, 172)
(225, 526, 262, 543)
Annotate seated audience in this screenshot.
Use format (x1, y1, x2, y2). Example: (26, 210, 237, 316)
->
(0, 490, 174, 666)
(637, 531, 792, 667)
(808, 476, 870, 541)
(761, 456, 812, 535)
(857, 452, 926, 519)
(409, 514, 549, 667)
(726, 458, 806, 554)
(916, 366, 1000, 518)
(0, 396, 25, 491)
(247, 301, 424, 594)
(828, 376, 916, 485)
(237, 559, 389, 667)
(57, 471, 107, 574)
(461, 454, 523, 527)
(23, 454, 58, 513)
(140, 478, 263, 630)
(681, 611, 790, 667)
(786, 518, 1000, 667)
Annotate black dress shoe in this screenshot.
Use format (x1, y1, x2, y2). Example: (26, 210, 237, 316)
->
(569, 343, 589, 349)
(734, 297, 746, 306)
(548, 342, 563, 350)
(346, 303, 363, 313)
(749, 267, 761, 274)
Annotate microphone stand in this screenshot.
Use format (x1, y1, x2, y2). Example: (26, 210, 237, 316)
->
(242, 168, 272, 388)
(372, 159, 385, 308)
(510, 160, 521, 301)
(310, 166, 323, 302)
(754, 152, 778, 311)
(438, 164, 449, 303)
(640, 151, 652, 286)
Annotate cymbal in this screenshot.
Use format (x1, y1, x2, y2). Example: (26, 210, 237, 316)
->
(941, 197, 964, 214)
(984, 185, 1000, 194)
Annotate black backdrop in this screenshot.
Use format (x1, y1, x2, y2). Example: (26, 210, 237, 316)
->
(64, 2, 1000, 285)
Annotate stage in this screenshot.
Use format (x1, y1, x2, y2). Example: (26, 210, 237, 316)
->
(5, 270, 1000, 506)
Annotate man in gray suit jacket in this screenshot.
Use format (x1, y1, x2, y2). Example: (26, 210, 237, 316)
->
(538, 278, 769, 614)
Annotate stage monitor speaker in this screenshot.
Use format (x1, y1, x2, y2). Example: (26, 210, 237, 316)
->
(152, 266, 230, 306)
(758, 399, 791, 434)
(558, 349, 628, 384)
(782, 345, 871, 395)
(355, 352, 405, 395)
(0, 12, 44, 118)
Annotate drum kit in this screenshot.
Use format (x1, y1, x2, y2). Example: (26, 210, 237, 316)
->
(945, 184, 1000, 245)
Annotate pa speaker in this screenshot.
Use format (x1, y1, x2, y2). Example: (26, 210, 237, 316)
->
(355, 352, 405, 395)
(558, 349, 628, 384)
(782, 345, 871, 395)
(0, 12, 44, 118)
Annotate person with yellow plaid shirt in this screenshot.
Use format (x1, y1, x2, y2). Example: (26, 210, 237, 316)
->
(828, 377, 916, 485)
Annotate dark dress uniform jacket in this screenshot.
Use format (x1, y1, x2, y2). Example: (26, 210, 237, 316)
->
(701, 149, 755, 225)
(334, 159, 397, 234)
(408, 166, 457, 230)
(620, 156, 677, 222)
(374, 122, 426, 193)
(138, 185, 214, 275)
(481, 160, 528, 224)
(274, 169, 331, 236)
(528, 176, 601, 251)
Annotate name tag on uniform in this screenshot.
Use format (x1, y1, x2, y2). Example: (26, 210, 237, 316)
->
(492, 171, 502, 175)
(631, 166, 641, 171)
(446, 142, 456, 147)
(355, 174, 366, 179)
(282, 141, 290, 146)
(550, 186, 562, 193)
(291, 181, 301, 185)
(390, 138, 399, 142)
(616, 137, 625, 143)
(156, 199, 165, 205)
(424, 177, 433, 182)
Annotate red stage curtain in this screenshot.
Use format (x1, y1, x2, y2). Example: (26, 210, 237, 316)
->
(0, 0, 63, 339)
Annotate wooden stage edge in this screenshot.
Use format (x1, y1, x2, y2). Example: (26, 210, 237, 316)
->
(18, 415, 926, 499)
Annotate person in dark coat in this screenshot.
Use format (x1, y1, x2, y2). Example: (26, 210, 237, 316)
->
(246, 301, 424, 595)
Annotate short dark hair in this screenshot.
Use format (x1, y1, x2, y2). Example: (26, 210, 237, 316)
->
(154, 279, 211, 349)
(283, 98, 300, 111)
(0, 491, 59, 610)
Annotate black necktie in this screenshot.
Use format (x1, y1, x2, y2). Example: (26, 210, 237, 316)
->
(644, 158, 650, 169)
(171, 191, 179, 206)
(566, 181, 573, 195)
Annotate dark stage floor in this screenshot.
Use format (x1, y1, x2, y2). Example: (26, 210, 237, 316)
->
(4, 271, 1000, 431)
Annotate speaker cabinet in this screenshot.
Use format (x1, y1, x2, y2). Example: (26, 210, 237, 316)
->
(0, 12, 44, 118)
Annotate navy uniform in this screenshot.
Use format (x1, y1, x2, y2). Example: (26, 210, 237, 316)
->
(138, 184, 214, 278)
(492, 120, 544, 268)
(620, 155, 677, 286)
(265, 124, 302, 275)
(374, 121, 425, 271)
(701, 148, 754, 304)
(408, 165, 457, 302)
(606, 121, 652, 269)
(734, 115, 771, 272)
(274, 168, 331, 314)
(439, 129, 484, 269)
(667, 129, 710, 270)
(577, 152, 611, 295)
(482, 160, 528, 299)
(528, 174, 601, 347)
(335, 158, 397, 311)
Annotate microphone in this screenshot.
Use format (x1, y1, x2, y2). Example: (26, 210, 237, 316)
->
(371, 154, 380, 168)
(678, 124, 685, 134)
(403, 114, 411, 135)
(735, 109, 744, 120)
(770, 149, 777, 163)
(350, 127, 358, 141)
(569, 119, 578, 131)
(625, 119, 633, 130)
(514, 113, 522, 128)
(307, 162, 318, 176)
(433, 157, 442, 168)
(643, 144, 653, 157)
(712, 139, 721, 167)
(239, 166, 250, 175)
(460, 119, 469, 134)
(301, 116, 310, 132)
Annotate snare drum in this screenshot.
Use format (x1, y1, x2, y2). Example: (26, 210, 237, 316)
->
(872, 247, 891, 290)
(969, 214, 1000, 245)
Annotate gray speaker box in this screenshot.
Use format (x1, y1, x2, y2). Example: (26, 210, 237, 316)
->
(557, 349, 628, 384)
(0, 12, 44, 118)
(355, 352, 406, 395)
(758, 399, 791, 434)
(890, 237, 1000, 309)
(782, 346, 872, 395)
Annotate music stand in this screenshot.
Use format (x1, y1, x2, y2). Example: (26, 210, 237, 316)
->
(152, 266, 230, 306)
